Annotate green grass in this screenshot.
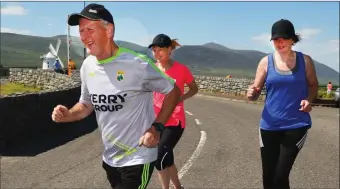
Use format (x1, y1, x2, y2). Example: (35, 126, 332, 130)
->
(1, 82, 41, 95)
(317, 87, 335, 99)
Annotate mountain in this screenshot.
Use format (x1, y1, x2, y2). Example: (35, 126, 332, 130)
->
(1, 32, 338, 85)
(0, 33, 83, 69)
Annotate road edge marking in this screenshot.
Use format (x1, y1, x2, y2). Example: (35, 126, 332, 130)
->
(195, 119, 202, 125)
(185, 111, 194, 116)
(178, 130, 207, 179)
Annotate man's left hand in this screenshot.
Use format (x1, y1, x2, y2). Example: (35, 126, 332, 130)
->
(299, 99, 312, 112)
(139, 126, 160, 148)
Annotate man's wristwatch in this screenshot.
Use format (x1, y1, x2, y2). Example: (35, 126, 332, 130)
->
(152, 122, 165, 132)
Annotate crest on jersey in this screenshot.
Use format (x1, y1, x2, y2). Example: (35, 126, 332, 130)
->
(117, 70, 124, 81)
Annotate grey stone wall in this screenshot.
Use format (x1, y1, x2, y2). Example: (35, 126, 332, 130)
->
(4, 68, 81, 97)
(4, 69, 266, 97)
(194, 75, 266, 97)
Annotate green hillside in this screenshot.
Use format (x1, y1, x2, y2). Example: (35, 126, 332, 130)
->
(1, 32, 338, 85)
(0, 33, 84, 68)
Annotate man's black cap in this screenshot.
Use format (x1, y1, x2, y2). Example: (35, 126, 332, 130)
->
(271, 19, 296, 40)
(68, 3, 114, 26)
(148, 34, 172, 48)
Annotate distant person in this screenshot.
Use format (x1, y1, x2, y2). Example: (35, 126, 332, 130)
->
(51, 3, 181, 189)
(68, 58, 76, 76)
(148, 34, 198, 189)
(54, 59, 64, 74)
(247, 19, 318, 189)
(327, 81, 332, 95)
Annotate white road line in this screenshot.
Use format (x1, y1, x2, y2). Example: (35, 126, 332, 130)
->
(178, 130, 207, 179)
(185, 111, 194, 116)
(195, 118, 201, 125)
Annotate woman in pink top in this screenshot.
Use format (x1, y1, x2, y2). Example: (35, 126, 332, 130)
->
(327, 81, 332, 95)
(148, 34, 198, 189)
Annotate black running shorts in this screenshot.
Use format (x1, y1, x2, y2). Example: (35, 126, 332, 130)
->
(102, 160, 154, 189)
(155, 121, 184, 171)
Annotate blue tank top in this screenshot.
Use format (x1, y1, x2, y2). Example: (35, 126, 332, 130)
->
(260, 51, 312, 131)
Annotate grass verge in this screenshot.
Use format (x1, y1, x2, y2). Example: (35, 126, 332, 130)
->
(1, 82, 41, 95)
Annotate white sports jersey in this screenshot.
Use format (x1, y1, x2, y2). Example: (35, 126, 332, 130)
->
(79, 47, 174, 167)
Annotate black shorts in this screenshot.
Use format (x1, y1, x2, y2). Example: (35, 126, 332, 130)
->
(102, 161, 154, 189)
(155, 121, 184, 171)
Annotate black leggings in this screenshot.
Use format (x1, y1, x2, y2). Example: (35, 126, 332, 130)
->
(259, 126, 310, 189)
(155, 122, 184, 171)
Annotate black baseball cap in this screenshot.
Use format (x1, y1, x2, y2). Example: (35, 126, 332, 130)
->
(270, 19, 296, 40)
(148, 34, 172, 48)
(68, 3, 114, 26)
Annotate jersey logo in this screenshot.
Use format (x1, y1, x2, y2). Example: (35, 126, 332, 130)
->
(117, 70, 124, 81)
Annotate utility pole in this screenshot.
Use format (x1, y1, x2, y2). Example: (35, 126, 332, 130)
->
(67, 14, 70, 75)
(67, 14, 70, 63)
(83, 1, 86, 60)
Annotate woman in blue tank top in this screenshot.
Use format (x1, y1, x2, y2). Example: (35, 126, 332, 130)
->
(247, 19, 319, 189)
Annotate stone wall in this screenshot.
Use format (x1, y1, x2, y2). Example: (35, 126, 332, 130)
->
(0, 68, 97, 153)
(7, 68, 80, 94)
(194, 75, 266, 97)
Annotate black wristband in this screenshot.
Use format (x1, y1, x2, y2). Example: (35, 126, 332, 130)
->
(152, 122, 165, 132)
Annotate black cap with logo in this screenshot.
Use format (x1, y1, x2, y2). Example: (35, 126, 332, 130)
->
(148, 34, 172, 48)
(270, 19, 296, 40)
(68, 3, 114, 26)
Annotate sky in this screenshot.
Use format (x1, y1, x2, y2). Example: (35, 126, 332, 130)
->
(1, 1, 339, 72)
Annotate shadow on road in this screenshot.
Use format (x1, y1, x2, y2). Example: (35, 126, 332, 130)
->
(1, 113, 98, 157)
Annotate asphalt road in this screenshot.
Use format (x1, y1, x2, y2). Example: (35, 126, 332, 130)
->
(1, 95, 339, 189)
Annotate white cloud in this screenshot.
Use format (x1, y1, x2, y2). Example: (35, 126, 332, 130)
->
(1, 27, 31, 35)
(251, 33, 275, 51)
(252, 28, 339, 72)
(251, 33, 270, 42)
(292, 39, 338, 56)
(297, 28, 321, 39)
(0, 5, 28, 16)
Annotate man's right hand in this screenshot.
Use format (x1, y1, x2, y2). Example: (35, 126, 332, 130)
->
(139, 126, 160, 148)
(52, 105, 71, 122)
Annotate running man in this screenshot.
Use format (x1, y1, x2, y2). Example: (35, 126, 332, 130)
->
(148, 34, 198, 189)
(247, 19, 318, 189)
(51, 3, 181, 189)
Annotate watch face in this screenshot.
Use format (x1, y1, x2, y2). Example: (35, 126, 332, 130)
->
(153, 123, 164, 131)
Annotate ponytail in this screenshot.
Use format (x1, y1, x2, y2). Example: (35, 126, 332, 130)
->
(170, 39, 181, 50)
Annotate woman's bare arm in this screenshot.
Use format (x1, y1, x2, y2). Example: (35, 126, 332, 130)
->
(303, 54, 319, 102)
